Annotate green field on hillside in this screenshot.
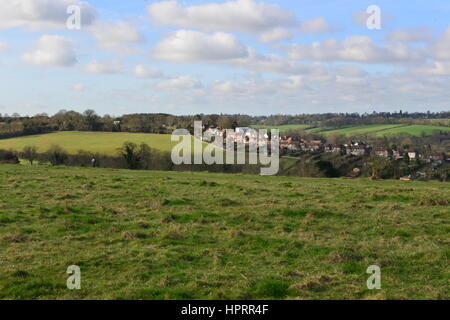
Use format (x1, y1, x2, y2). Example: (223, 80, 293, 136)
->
(0, 131, 207, 156)
(374, 125, 450, 137)
(313, 124, 404, 136)
(0, 164, 448, 299)
(310, 124, 450, 137)
(251, 123, 450, 137)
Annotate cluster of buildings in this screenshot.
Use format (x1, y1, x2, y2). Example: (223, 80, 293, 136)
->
(202, 127, 266, 144)
(280, 137, 372, 156)
(279, 136, 449, 164)
(201, 127, 449, 165)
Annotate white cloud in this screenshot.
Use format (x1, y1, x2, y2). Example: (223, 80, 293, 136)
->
(132, 65, 163, 79)
(22, 35, 77, 67)
(0, 41, 10, 52)
(155, 76, 202, 90)
(231, 48, 322, 75)
(152, 30, 248, 62)
(434, 26, 450, 60)
(0, 0, 97, 31)
(283, 75, 309, 90)
(209, 79, 280, 96)
(72, 83, 85, 92)
(387, 26, 434, 43)
(288, 36, 426, 64)
(415, 61, 450, 75)
(89, 21, 144, 49)
(148, 0, 295, 33)
(299, 17, 333, 33)
(210, 80, 248, 96)
(83, 59, 123, 74)
(259, 27, 293, 43)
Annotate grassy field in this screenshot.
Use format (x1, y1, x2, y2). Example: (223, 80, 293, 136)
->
(0, 131, 203, 155)
(309, 124, 450, 137)
(0, 164, 448, 300)
(251, 123, 450, 137)
(374, 125, 450, 137)
(313, 124, 405, 136)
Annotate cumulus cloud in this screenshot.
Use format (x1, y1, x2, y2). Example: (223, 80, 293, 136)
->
(152, 30, 248, 62)
(148, 0, 295, 33)
(210, 80, 249, 96)
(231, 48, 316, 75)
(288, 36, 426, 64)
(155, 76, 202, 90)
(415, 61, 450, 75)
(0, 0, 97, 31)
(132, 65, 163, 79)
(299, 17, 333, 33)
(89, 21, 144, 49)
(22, 35, 77, 67)
(282, 75, 310, 90)
(209, 79, 280, 96)
(434, 26, 450, 60)
(387, 26, 434, 43)
(83, 59, 124, 74)
(259, 27, 293, 43)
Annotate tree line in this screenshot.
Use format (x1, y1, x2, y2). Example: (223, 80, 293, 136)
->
(1, 109, 449, 139)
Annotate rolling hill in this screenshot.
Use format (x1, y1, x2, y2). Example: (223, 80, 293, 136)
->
(254, 124, 450, 137)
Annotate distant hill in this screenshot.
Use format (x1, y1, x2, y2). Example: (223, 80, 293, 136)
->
(252, 124, 450, 137)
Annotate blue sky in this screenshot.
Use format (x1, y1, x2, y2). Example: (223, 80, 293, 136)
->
(0, 0, 449, 116)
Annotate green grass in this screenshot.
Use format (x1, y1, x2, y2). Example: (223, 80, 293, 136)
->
(314, 124, 405, 136)
(251, 123, 450, 137)
(374, 125, 450, 137)
(0, 164, 448, 300)
(0, 131, 205, 156)
(307, 124, 450, 137)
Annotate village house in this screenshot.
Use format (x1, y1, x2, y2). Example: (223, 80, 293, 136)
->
(407, 151, 418, 160)
(374, 147, 392, 158)
(346, 142, 371, 156)
(280, 136, 300, 153)
(202, 127, 224, 142)
(392, 150, 403, 160)
(300, 139, 324, 153)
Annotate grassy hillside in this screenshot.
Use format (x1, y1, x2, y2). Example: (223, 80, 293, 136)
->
(310, 124, 450, 137)
(313, 124, 404, 136)
(251, 123, 450, 137)
(0, 131, 203, 155)
(0, 164, 448, 299)
(374, 125, 450, 137)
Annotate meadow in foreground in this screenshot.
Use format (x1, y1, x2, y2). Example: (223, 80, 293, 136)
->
(0, 164, 448, 299)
